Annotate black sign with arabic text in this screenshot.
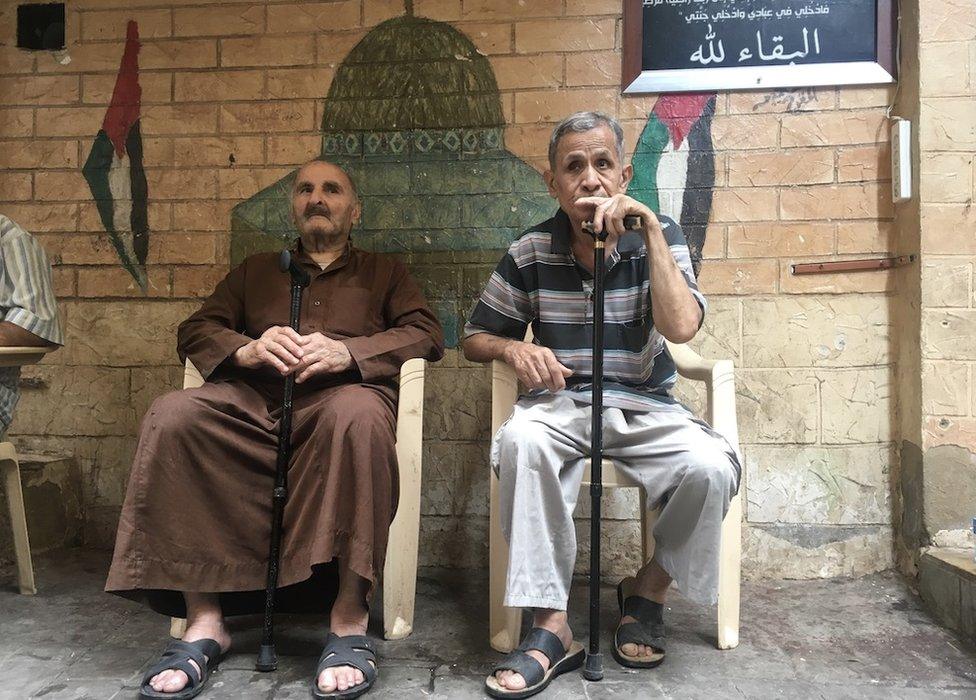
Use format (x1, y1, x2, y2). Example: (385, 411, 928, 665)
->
(641, 0, 877, 71)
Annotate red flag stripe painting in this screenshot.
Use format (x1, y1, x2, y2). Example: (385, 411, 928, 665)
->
(82, 20, 149, 289)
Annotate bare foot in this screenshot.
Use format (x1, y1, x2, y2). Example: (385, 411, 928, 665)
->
(147, 618, 231, 695)
(493, 611, 572, 691)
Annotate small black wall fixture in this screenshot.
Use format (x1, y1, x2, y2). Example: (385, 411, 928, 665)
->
(17, 3, 65, 51)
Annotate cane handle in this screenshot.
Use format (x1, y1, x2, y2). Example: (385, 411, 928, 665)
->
(581, 215, 642, 237)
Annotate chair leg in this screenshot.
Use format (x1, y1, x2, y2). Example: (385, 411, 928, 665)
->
(2, 451, 35, 595)
(383, 454, 421, 640)
(489, 469, 521, 653)
(638, 491, 657, 565)
(716, 493, 742, 650)
(170, 617, 187, 639)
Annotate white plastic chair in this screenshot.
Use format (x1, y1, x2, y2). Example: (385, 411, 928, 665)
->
(170, 356, 426, 640)
(0, 345, 57, 595)
(2, 442, 34, 595)
(488, 340, 742, 652)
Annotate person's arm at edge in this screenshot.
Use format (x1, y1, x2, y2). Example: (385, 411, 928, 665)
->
(0, 224, 64, 350)
(0, 322, 57, 347)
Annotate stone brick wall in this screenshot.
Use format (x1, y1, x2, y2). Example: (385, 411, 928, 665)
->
(0, 0, 904, 580)
(895, 0, 976, 566)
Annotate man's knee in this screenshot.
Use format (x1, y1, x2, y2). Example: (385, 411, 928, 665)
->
(496, 413, 538, 457)
(494, 412, 560, 476)
(320, 388, 393, 438)
(145, 390, 205, 432)
(683, 444, 736, 493)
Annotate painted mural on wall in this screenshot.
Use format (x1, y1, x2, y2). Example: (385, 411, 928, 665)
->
(82, 21, 149, 290)
(231, 10, 717, 345)
(631, 94, 716, 277)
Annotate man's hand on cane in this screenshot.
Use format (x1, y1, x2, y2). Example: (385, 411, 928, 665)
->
(575, 193, 660, 242)
(232, 328, 352, 381)
(233, 326, 305, 375)
(292, 332, 354, 383)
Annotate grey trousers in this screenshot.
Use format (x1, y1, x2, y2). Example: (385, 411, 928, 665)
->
(491, 393, 740, 609)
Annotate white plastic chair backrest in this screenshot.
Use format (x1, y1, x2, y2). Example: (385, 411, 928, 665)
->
(183, 360, 205, 389)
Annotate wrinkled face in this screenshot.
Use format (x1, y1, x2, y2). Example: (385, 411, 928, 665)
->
(291, 161, 361, 249)
(544, 125, 632, 227)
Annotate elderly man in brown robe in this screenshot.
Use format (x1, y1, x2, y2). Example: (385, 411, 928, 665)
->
(106, 159, 444, 699)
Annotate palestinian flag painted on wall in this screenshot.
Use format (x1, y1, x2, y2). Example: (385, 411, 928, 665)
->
(82, 20, 148, 289)
(630, 94, 716, 276)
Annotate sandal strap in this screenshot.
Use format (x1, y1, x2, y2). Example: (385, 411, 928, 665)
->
(491, 627, 567, 687)
(516, 627, 566, 667)
(316, 633, 378, 684)
(616, 621, 666, 653)
(492, 651, 545, 687)
(185, 638, 222, 665)
(623, 595, 664, 627)
(140, 638, 220, 688)
(620, 594, 666, 652)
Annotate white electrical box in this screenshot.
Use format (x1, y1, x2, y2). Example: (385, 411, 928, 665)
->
(891, 118, 912, 203)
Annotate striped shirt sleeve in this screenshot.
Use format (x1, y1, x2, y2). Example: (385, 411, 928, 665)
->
(661, 216, 707, 326)
(463, 249, 534, 341)
(0, 216, 64, 345)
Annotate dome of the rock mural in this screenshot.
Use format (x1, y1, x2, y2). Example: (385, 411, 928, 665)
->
(230, 14, 716, 345)
(230, 15, 556, 345)
(318, 16, 508, 161)
(322, 16, 503, 133)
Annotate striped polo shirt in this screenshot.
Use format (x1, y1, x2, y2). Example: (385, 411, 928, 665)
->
(0, 215, 64, 431)
(464, 208, 706, 412)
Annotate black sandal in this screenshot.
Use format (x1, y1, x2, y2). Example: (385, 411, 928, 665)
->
(613, 577, 666, 669)
(312, 633, 378, 699)
(484, 627, 584, 699)
(138, 638, 224, 700)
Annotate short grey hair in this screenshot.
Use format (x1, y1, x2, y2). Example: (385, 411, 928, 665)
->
(294, 158, 359, 197)
(547, 111, 625, 170)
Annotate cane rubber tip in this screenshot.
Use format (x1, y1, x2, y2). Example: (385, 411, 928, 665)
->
(582, 653, 603, 681)
(255, 644, 277, 672)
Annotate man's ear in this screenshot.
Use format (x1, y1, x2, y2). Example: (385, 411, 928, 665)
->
(620, 163, 634, 193)
(352, 198, 362, 225)
(544, 169, 557, 199)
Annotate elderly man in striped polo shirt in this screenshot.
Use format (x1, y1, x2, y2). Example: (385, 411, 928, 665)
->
(463, 112, 741, 698)
(0, 215, 63, 437)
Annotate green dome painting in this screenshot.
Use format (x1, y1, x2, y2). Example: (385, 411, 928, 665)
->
(230, 15, 557, 346)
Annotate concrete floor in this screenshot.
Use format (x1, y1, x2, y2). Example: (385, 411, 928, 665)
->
(1, 550, 975, 699)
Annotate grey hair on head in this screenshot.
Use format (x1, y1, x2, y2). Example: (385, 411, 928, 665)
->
(547, 111, 625, 170)
(293, 157, 360, 197)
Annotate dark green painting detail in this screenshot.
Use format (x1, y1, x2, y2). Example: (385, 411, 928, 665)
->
(231, 15, 555, 346)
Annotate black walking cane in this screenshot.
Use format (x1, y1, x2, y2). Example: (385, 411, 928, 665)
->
(256, 249, 311, 672)
(581, 214, 642, 682)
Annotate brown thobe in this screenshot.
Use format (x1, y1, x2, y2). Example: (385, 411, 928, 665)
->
(105, 243, 444, 617)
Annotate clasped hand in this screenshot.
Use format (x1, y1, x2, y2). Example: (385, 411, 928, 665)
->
(233, 326, 353, 383)
(575, 193, 660, 244)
